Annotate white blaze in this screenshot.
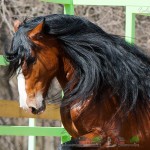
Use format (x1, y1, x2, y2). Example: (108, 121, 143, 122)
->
(17, 70, 28, 109)
(35, 92, 44, 109)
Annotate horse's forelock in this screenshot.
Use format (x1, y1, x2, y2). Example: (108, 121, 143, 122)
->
(5, 25, 34, 77)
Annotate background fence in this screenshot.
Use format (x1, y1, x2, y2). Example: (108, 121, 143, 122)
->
(0, 0, 150, 150)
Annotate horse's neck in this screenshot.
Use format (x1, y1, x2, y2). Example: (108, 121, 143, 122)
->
(56, 55, 74, 89)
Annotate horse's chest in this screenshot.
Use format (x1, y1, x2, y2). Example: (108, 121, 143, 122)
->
(60, 99, 100, 138)
(60, 106, 80, 138)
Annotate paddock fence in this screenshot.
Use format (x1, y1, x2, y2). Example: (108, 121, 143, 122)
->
(0, 0, 150, 150)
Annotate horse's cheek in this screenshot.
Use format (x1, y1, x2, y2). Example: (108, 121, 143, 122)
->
(47, 61, 59, 76)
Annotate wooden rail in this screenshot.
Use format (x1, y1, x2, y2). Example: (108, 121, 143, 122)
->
(0, 100, 61, 120)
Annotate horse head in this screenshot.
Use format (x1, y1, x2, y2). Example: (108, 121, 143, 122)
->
(14, 20, 61, 114)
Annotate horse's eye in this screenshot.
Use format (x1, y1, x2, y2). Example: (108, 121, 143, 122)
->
(30, 57, 36, 64)
(26, 57, 36, 66)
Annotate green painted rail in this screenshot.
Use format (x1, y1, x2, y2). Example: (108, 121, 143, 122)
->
(0, 126, 70, 143)
(0, 0, 150, 149)
(0, 126, 68, 137)
(43, 0, 150, 7)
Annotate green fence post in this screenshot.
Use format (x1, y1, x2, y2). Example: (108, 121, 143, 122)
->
(64, 0, 74, 15)
(125, 6, 136, 43)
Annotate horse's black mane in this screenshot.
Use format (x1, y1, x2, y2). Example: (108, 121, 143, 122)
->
(5, 14, 150, 112)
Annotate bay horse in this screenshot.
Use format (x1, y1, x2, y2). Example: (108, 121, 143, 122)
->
(5, 14, 150, 149)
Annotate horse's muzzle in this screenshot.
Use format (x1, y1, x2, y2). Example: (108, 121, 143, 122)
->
(28, 100, 46, 115)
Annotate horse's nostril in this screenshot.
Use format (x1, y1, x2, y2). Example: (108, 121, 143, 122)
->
(28, 101, 46, 115)
(30, 107, 38, 114)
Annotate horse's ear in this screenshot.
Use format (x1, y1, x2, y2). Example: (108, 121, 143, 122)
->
(29, 19, 45, 38)
(14, 20, 22, 32)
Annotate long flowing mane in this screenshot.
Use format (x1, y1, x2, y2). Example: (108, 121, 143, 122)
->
(5, 14, 150, 114)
